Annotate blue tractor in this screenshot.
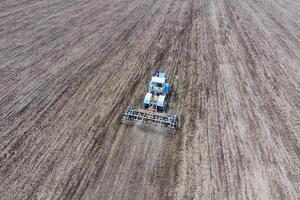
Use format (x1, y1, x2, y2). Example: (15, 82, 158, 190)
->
(122, 71, 177, 133)
(143, 71, 170, 112)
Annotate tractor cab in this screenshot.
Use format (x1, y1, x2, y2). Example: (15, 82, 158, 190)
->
(148, 71, 169, 95)
(149, 76, 165, 94)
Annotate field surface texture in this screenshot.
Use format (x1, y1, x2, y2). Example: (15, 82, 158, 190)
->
(0, 0, 300, 199)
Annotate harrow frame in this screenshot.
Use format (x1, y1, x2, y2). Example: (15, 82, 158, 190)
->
(121, 107, 177, 133)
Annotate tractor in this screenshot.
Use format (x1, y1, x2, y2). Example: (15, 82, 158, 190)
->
(121, 71, 177, 133)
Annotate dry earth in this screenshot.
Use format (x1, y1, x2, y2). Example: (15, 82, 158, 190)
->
(0, 0, 300, 199)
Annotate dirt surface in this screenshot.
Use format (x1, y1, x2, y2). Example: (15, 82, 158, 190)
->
(0, 0, 300, 199)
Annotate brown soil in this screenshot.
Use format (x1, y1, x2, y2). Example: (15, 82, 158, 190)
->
(0, 0, 299, 199)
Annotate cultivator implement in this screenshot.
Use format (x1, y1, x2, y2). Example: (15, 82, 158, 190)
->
(121, 107, 177, 133)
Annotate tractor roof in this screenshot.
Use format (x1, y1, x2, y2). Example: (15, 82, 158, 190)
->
(151, 76, 166, 84)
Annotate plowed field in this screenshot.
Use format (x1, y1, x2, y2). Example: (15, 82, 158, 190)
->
(0, 0, 299, 199)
